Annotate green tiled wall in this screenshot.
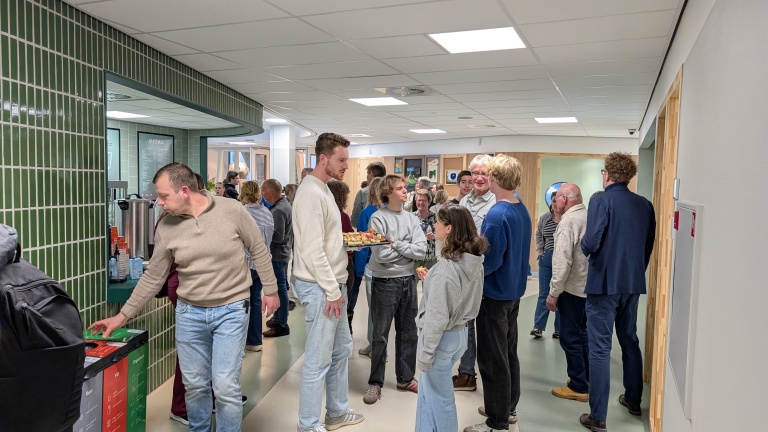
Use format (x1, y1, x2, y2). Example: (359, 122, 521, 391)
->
(1, 0, 263, 392)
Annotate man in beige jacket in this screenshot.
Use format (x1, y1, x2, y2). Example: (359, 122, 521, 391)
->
(545, 183, 590, 403)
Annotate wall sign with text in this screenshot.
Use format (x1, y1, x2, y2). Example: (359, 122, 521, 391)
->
(138, 132, 174, 199)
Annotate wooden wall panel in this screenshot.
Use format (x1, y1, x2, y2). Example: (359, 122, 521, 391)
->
(345, 157, 394, 215)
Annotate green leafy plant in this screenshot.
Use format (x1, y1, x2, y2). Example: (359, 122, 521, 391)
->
(207, 177, 216, 193)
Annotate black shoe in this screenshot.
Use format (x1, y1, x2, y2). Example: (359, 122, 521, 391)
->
(266, 317, 278, 329)
(579, 413, 607, 432)
(552, 331, 560, 339)
(263, 324, 290, 338)
(618, 394, 642, 416)
(530, 328, 543, 338)
(288, 300, 296, 311)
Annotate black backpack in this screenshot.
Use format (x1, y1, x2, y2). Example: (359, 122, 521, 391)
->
(0, 225, 85, 432)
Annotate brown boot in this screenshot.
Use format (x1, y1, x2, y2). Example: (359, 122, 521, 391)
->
(452, 372, 477, 391)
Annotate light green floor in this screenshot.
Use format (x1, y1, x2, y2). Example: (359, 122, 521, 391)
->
(146, 280, 650, 431)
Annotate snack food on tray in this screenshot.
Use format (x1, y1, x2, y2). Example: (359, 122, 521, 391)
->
(343, 229, 388, 246)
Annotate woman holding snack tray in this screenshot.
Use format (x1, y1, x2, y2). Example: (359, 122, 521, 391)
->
(414, 205, 487, 432)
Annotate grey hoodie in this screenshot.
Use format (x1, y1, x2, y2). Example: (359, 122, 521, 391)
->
(369, 207, 427, 278)
(0, 224, 18, 270)
(415, 252, 485, 372)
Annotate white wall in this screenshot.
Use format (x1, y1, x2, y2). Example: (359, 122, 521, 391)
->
(637, 145, 655, 201)
(349, 135, 638, 158)
(656, 0, 768, 430)
(639, 0, 716, 142)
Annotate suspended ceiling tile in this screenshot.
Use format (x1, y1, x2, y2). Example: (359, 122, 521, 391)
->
(252, 91, 338, 102)
(544, 57, 663, 78)
(262, 60, 399, 80)
(298, 75, 421, 91)
(450, 89, 561, 102)
(152, 18, 335, 52)
(232, 81, 314, 94)
(534, 37, 669, 64)
(502, 0, 680, 24)
(277, 0, 440, 16)
(347, 35, 446, 59)
(132, 34, 200, 56)
(432, 79, 555, 95)
(410, 65, 548, 86)
(553, 72, 657, 89)
(518, 10, 676, 47)
(384, 50, 538, 74)
(215, 42, 372, 68)
(302, 0, 512, 40)
(78, 0, 288, 33)
(172, 53, 245, 72)
(560, 85, 653, 98)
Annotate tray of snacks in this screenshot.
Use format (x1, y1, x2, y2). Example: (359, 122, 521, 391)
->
(343, 229, 390, 248)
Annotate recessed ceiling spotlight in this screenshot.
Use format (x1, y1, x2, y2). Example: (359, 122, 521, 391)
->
(350, 97, 408, 107)
(265, 118, 288, 123)
(410, 129, 446, 134)
(345, 134, 371, 138)
(534, 117, 578, 124)
(106, 111, 149, 119)
(429, 26, 526, 54)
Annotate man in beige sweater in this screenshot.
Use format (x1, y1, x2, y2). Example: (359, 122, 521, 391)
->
(292, 133, 364, 432)
(89, 162, 279, 432)
(545, 183, 590, 403)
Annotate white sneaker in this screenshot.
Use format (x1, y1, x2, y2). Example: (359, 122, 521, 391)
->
(245, 344, 263, 352)
(297, 424, 328, 432)
(463, 423, 504, 432)
(169, 412, 189, 426)
(358, 345, 371, 356)
(325, 408, 364, 430)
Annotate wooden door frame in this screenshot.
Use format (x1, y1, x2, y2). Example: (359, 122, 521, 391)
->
(645, 67, 683, 432)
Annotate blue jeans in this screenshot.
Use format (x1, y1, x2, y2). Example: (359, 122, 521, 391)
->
(176, 299, 249, 432)
(272, 261, 289, 326)
(534, 250, 560, 332)
(557, 292, 589, 393)
(415, 328, 467, 432)
(457, 318, 476, 376)
(369, 275, 418, 386)
(247, 269, 263, 346)
(293, 279, 353, 430)
(586, 294, 643, 422)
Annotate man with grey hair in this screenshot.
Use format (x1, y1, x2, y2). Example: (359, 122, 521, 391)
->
(453, 154, 496, 392)
(545, 184, 590, 403)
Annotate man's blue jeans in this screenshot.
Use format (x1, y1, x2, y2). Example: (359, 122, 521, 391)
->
(247, 269, 263, 346)
(557, 292, 589, 394)
(457, 319, 476, 376)
(176, 299, 249, 432)
(415, 328, 467, 432)
(272, 261, 289, 326)
(293, 279, 353, 430)
(534, 250, 560, 332)
(586, 293, 643, 422)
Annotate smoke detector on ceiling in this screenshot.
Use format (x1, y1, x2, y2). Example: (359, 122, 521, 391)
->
(106, 92, 133, 101)
(374, 85, 436, 97)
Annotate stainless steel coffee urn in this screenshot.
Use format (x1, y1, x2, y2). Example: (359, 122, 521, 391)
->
(116, 194, 155, 259)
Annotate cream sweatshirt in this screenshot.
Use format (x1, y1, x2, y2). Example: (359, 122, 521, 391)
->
(291, 175, 348, 301)
(121, 192, 277, 318)
(549, 203, 589, 299)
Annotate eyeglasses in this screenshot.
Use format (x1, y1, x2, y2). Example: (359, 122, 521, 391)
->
(471, 170, 489, 177)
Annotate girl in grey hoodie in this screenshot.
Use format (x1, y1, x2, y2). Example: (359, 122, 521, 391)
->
(414, 206, 487, 432)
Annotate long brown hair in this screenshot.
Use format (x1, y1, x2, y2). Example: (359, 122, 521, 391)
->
(438, 205, 487, 261)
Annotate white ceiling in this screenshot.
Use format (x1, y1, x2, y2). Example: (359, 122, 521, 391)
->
(69, 0, 683, 146)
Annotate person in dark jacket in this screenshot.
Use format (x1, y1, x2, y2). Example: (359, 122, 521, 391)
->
(578, 152, 656, 432)
(261, 179, 293, 338)
(224, 170, 240, 200)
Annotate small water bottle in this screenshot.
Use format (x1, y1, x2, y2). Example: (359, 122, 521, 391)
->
(109, 257, 118, 279)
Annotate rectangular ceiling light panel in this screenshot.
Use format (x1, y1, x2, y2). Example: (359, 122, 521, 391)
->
(349, 97, 408, 106)
(429, 27, 526, 54)
(534, 117, 578, 123)
(106, 111, 149, 119)
(410, 129, 446, 134)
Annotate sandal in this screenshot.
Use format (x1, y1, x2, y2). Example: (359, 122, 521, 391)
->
(397, 379, 418, 393)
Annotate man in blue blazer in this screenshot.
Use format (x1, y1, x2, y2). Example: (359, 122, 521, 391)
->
(578, 153, 656, 432)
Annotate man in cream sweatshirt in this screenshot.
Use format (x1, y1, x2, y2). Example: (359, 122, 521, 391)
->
(89, 163, 279, 432)
(546, 183, 590, 403)
(292, 133, 364, 432)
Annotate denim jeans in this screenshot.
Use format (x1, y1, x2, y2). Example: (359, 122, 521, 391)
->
(176, 299, 249, 432)
(369, 275, 418, 386)
(476, 298, 520, 431)
(534, 250, 560, 332)
(586, 293, 643, 422)
(348, 270, 363, 316)
(457, 318, 476, 376)
(415, 328, 467, 432)
(292, 279, 353, 430)
(557, 292, 589, 393)
(247, 269, 263, 346)
(272, 261, 289, 326)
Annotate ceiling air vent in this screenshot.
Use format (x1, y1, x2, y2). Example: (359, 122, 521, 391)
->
(106, 92, 133, 101)
(374, 85, 436, 97)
